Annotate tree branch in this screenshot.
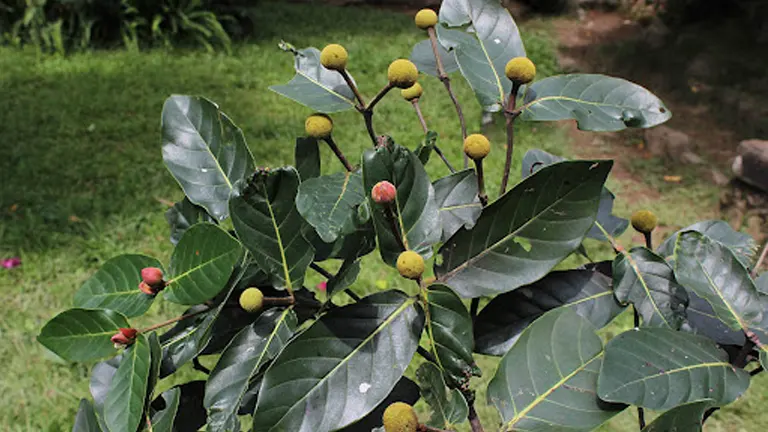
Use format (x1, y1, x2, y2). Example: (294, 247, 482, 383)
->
(323, 136, 354, 172)
(309, 262, 361, 302)
(500, 83, 520, 195)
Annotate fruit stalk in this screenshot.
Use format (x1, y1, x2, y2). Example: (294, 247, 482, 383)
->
(309, 262, 361, 302)
(338, 68, 367, 109)
(474, 159, 488, 206)
(411, 100, 455, 173)
(323, 136, 354, 172)
(500, 82, 521, 195)
(138, 307, 211, 334)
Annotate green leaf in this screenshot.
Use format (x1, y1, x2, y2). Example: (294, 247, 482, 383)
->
(295, 137, 321, 181)
(72, 399, 101, 432)
(296, 171, 366, 243)
(38, 308, 129, 362)
(436, 160, 611, 297)
(658, 220, 756, 268)
(674, 231, 763, 330)
(146, 332, 162, 411)
(362, 142, 441, 266)
(682, 290, 747, 346)
(415, 131, 438, 166)
(598, 328, 750, 409)
(327, 259, 361, 298)
(519, 74, 672, 131)
(204, 308, 298, 432)
(641, 401, 713, 432)
(425, 284, 479, 385)
(165, 197, 216, 245)
(757, 273, 768, 295)
(104, 333, 151, 432)
(252, 290, 425, 432)
(613, 247, 688, 329)
(761, 350, 767, 370)
(474, 265, 625, 356)
(409, 39, 459, 77)
(163, 223, 242, 305)
(150, 387, 181, 432)
(270, 46, 357, 113)
(337, 377, 421, 432)
(416, 362, 468, 430)
(89, 357, 120, 431)
(230, 167, 314, 292)
(433, 169, 482, 242)
(437, 0, 526, 108)
(487, 308, 624, 431)
(161, 95, 255, 220)
(73, 254, 161, 318)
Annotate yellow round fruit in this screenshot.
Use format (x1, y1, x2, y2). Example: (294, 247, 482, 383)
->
(463, 134, 491, 160)
(414, 9, 438, 29)
(305, 114, 333, 138)
(631, 210, 658, 234)
(239, 288, 264, 313)
(400, 83, 423, 101)
(387, 59, 419, 89)
(320, 44, 348, 71)
(396, 251, 424, 280)
(505, 57, 536, 84)
(382, 402, 419, 432)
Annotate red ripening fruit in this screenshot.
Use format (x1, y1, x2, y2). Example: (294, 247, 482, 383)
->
(138, 281, 157, 296)
(371, 181, 397, 204)
(119, 328, 138, 339)
(141, 267, 164, 287)
(111, 333, 131, 346)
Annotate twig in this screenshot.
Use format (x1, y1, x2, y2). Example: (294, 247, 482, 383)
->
(500, 83, 521, 195)
(474, 159, 488, 206)
(138, 308, 210, 334)
(412, 100, 455, 173)
(467, 403, 485, 432)
(309, 262, 361, 302)
(192, 357, 211, 374)
(752, 241, 768, 278)
(750, 365, 764, 376)
(360, 83, 394, 146)
(323, 136, 354, 172)
(367, 83, 394, 111)
(339, 69, 367, 109)
(643, 232, 653, 250)
(416, 345, 438, 364)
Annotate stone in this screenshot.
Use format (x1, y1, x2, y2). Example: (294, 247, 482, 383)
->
(733, 140, 768, 193)
(644, 126, 700, 164)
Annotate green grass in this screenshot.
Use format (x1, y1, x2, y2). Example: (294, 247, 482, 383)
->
(1, 2, 765, 431)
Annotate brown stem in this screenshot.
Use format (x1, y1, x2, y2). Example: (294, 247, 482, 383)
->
(643, 232, 653, 250)
(416, 345, 438, 364)
(500, 83, 521, 195)
(138, 307, 210, 334)
(309, 262, 361, 302)
(338, 69, 367, 108)
(474, 159, 488, 206)
(263, 296, 295, 307)
(367, 83, 394, 111)
(363, 110, 377, 145)
(323, 136, 354, 172)
(468, 403, 485, 432)
(752, 241, 768, 278)
(412, 99, 428, 133)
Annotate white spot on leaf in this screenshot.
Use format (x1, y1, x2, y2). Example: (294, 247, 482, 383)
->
(359, 383, 371, 393)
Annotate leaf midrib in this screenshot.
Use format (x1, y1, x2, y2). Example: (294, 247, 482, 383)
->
(622, 251, 670, 328)
(603, 361, 733, 397)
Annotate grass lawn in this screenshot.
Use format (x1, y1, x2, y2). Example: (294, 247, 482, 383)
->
(1, 2, 765, 431)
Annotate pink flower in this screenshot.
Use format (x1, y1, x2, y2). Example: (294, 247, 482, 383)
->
(2, 257, 21, 269)
(316, 281, 327, 292)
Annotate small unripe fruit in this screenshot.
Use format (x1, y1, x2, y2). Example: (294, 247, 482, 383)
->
(239, 287, 264, 313)
(305, 114, 333, 138)
(387, 59, 419, 89)
(141, 267, 164, 287)
(414, 9, 438, 30)
(382, 402, 419, 432)
(463, 134, 491, 160)
(396, 251, 424, 280)
(400, 83, 423, 101)
(320, 44, 348, 71)
(505, 57, 536, 84)
(631, 210, 658, 234)
(372, 181, 397, 204)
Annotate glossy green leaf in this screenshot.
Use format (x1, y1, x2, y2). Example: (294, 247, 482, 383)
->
(165, 197, 216, 245)
(72, 399, 101, 432)
(519, 74, 671, 131)
(295, 137, 321, 181)
(487, 308, 624, 431)
(306, 214, 377, 263)
(658, 220, 757, 267)
(296, 171, 366, 243)
(674, 231, 763, 330)
(416, 362, 468, 430)
(163, 223, 242, 305)
(474, 265, 624, 356)
(270, 46, 357, 113)
(613, 247, 688, 329)
(104, 333, 151, 432)
(146, 332, 162, 411)
(598, 328, 750, 409)
(73, 254, 161, 317)
(436, 160, 611, 297)
(327, 259, 361, 298)
(433, 169, 482, 242)
(169, 381, 208, 431)
(205, 308, 298, 432)
(230, 167, 314, 292)
(409, 38, 459, 77)
(415, 130, 438, 166)
(642, 401, 712, 432)
(337, 377, 421, 432)
(252, 290, 425, 432)
(425, 284, 479, 385)
(362, 142, 441, 266)
(682, 290, 746, 346)
(437, 0, 526, 109)
(150, 387, 181, 432)
(89, 356, 120, 431)
(161, 95, 255, 220)
(757, 273, 768, 295)
(38, 308, 129, 362)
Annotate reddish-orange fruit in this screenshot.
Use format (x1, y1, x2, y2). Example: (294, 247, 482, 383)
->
(372, 181, 397, 204)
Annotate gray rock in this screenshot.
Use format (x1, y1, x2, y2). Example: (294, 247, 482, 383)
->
(644, 125, 700, 164)
(734, 140, 768, 193)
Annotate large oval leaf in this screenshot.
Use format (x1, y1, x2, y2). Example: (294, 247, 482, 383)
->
(641, 401, 712, 432)
(487, 308, 624, 431)
(435, 160, 611, 297)
(252, 290, 425, 432)
(362, 142, 441, 266)
(433, 169, 482, 242)
(598, 328, 750, 409)
(613, 247, 688, 329)
(270, 45, 357, 113)
(296, 171, 366, 243)
(89, 356, 120, 431)
(295, 137, 321, 181)
(204, 308, 298, 432)
(73, 399, 101, 432)
(165, 197, 216, 245)
(519, 74, 671, 131)
(230, 167, 314, 292)
(674, 231, 763, 330)
(104, 333, 151, 432)
(337, 377, 421, 432)
(161, 95, 255, 220)
(73, 254, 161, 317)
(38, 308, 129, 362)
(657, 220, 756, 267)
(150, 387, 181, 432)
(163, 223, 242, 305)
(474, 265, 625, 356)
(416, 362, 468, 430)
